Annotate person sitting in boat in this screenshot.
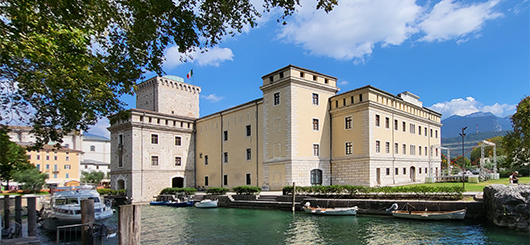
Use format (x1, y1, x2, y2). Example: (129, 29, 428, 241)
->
(509, 171, 519, 184)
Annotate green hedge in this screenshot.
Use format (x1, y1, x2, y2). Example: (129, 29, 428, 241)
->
(206, 187, 229, 195)
(232, 186, 261, 195)
(97, 189, 126, 195)
(159, 187, 197, 195)
(282, 185, 464, 200)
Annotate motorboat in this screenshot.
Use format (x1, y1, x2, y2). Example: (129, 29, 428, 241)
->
(303, 202, 358, 216)
(39, 186, 114, 231)
(386, 203, 466, 220)
(194, 199, 218, 208)
(150, 200, 194, 207)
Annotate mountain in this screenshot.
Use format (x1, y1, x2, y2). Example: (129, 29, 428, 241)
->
(441, 112, 512, 139)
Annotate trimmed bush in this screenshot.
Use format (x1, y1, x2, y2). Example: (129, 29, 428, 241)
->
(232, 186, 261, 195)
(159, 187, 197, 196)
(206, 187, 229, 195)
(97, 189, 126, 195)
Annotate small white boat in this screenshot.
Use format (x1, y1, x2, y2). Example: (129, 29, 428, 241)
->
(392, 209, 467, 220)
(194, 199, 218, 208)
(303, 202, 358, 216)
(39, 186, 114, 231)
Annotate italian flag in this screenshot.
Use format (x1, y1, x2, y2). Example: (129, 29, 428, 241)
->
(187, 69, 193, 79)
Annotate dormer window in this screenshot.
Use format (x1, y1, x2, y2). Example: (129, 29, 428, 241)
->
(313, 75, 317, 81)
(300, 72, 304, 77)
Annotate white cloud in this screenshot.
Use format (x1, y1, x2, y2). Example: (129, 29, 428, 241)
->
(275, 0, 503, 63)
(164, 46, 234, 68)
(419, 0, 502, 42)
(201, 94, 224, 103)
(429, 97, 516, 119)
(338, 80, 349, 86)
(86, 117, 110, 138)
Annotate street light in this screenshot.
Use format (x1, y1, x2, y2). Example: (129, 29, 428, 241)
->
(459, 127, 467, 189)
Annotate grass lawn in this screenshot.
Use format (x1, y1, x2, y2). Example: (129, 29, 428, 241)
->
(408, 176, 530, 192)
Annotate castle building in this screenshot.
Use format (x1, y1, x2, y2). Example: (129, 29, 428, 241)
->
(108, 65, 442, 203)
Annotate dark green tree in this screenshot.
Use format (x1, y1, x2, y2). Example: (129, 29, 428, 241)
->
(0, 126, 35, 189)
(0, 0, 338, 148)
(470, 136, 505, 163)
(503, 96, 530, 168)
(12, 168, 48, 193)
(81, 171, 105, 185)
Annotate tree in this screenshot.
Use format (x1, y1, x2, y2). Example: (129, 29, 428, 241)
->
(503, 96, 530, 168)
(0, 126, 35, 188)
(0, 0, 338, 148)
(12, 168, 48, 193)
(81, 171, 105, 185)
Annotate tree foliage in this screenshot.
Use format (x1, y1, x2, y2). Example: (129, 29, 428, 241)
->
(12, 168, 48, 193)
(0, 0, 337, 148)
(0, 126, 34, 187)
(470, 135, 505, 163)
(503, 96, 530, 168)
(81, 170, 105, 185)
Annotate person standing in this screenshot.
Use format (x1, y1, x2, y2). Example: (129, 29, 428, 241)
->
(509, 171, 519, 184)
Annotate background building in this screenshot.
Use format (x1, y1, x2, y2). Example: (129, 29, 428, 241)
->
(80, 134, 111, 181)
(109, 65, 442, 203)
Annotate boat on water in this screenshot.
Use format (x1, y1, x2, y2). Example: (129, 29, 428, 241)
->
(303, 202, 358, 216)
(149, 200, 194, 207)
(39, 186, 114, 231)
(387, 203, 466, 220)
(194, 199, 218, 208)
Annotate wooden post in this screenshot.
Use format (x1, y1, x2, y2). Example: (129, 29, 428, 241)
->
(81, 199, 95, 245)
(291, 182, 296, 212)
(119, 205, 141, 245)
(14, 196, 21, 238)
(4, 195, 9, 229)
(27, 197, 36, 236)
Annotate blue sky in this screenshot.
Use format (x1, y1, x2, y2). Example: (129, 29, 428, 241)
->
(89, 0, 529, 138)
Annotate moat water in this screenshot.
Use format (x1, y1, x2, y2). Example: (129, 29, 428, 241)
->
(37, 205, 529, 244)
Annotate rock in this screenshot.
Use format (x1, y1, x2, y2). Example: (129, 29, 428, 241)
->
(484, 184, 530, 231)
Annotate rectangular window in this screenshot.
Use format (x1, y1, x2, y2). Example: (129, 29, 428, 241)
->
(395, 143, 399, 154)
(375, 140, 380, 153)
(246, 148, 252, 160)
(313, 144, 320, 156)
(403, 144, 406, 155)
(425, 147, 428, 156)
(54, 164, 58, 171)
(359, 94, 363, 102)
(346, 142, 353, 155)
(430, 129, 433, 137)
(36, 155, 40, 160)
(151, 156, 159, 166)
(386, 168, 390, 175)
(345, 116, 352, 129)
(205, 176, 209, 186)
(223, 175, 228, 186)
(46, 155, 49, 160)
(175, 136, 182, 146)
(223, 130, 228, 141)
(65, 156, 69, 161)
(274, 92, 280, 105)
(395, 168, 398, 175)
(46, 164, 49, 169)
(419, 168, 422, 174)
(425, 167, 428, 173)
(394, 120, 398, 130)
(402, 122, 406, 132)
(385, 142, 390, 153)
(90, 145, 96, 151)
(64, 165, 71, 169)
(410, 145, 415, 155)
(418, 126, 422, 135)
(36, 164, 40, 170)
(246, 125, 251, 137)
(223, 152, 228, 163)
(410, 124, 415, 134)
(312, 93, 319, 105)
(54, 174, 57, 178)
(435, 130, 438, 138)
(246, 173, 251, 185)
(418, 146, 422, 156)
(66, 173, 69, 179)
(205, 155, 209, 165)
(151, 134, 158, 144)
(385, 117, 390, 129)
(54, 156, 57, 161)
(312, 118, 319, 131)
(425, 127, 427, 136)
(375, 115, 380, 127)
(403, 168, 406, 175)
(175, 157, 182, 166)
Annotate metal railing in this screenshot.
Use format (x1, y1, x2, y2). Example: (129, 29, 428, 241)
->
(56, 223, 115, 245)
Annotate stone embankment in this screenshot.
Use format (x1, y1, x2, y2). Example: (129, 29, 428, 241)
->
(484, 184, 530, 231)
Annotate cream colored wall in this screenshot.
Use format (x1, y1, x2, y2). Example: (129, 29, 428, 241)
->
(195, 116, 222, 187)
(28, 149, 81, 186)
(263, 86, 290, 161)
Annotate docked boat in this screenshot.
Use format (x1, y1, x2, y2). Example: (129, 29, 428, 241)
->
(303, 202, 358, 216)
(194, 199, 218, 208)
(392, 209, 467, 220)
(39, 186, 114, 231)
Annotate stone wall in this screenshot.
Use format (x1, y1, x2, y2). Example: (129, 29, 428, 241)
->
(484, 184, 530, 231)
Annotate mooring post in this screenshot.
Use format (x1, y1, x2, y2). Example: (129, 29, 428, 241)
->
(14, 196, 21, 238)
(27, 196, 36, 236)
(292, 182, 296, 212)
(3, 195, 9, 229)
(119, 204, 141, 245)
(81, 199, 95, 245)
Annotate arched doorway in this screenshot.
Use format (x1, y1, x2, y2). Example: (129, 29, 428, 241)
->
(410, 167, 416, 182)
(172, 177, 184, 188)
(117, 179, 125, 190)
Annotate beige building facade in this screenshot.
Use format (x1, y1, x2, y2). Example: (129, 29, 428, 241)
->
(109, 65, 442, 203)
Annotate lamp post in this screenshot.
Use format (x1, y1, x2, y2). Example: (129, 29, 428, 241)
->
(459, 127, 467, 189)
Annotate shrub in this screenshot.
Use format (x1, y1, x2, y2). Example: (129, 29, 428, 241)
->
(159, 187, 197, 195)
(97, 189, 126, 195)
(232, 186, 261, 195)
(206, 187, 229, 195)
